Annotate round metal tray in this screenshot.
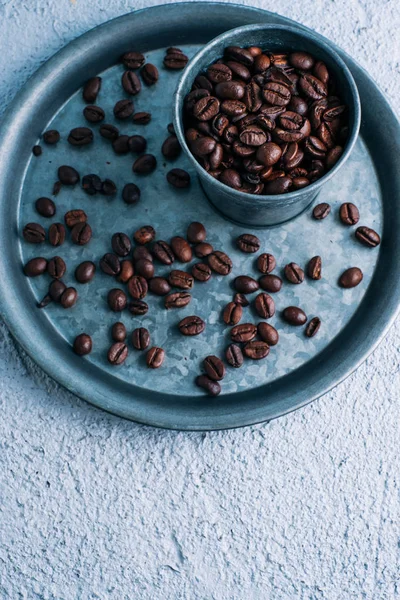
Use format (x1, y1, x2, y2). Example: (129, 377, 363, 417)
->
(0, 3, 399, 430)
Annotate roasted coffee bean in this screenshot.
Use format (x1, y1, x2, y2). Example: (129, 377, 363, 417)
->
(282, 306, 307, 325)
(122, 183, 141, 205)
(71, 222, 92, 245)
(141, 63, 159, 85)
(38, 294, 53, 309)
(83, 76, 101, 103)
(234, 275, 259, 294)
(162, 135, 181, 160)
(112, 135, 131, 155)
(192, 263, 211, 282)
(134, 226, 155, 245)
(257, 253, 276, 274)
(68, 127, 93, 146)
(307, 256, 322, 280)
(133, 112, 152, 125)
(164, 291, 191, 309)
(313, 202, 331, 220)
(263, 82, 291, 107)
(111, 322, 126, 342)
(287, 96, 309, 116)
(263, 176, 292, 195)
(108, 288, 127, 312)
(48, 223, 66, 247)
(135, 258, 154, 280)
(114, 99, 134, 119)
(64, 209, 87, 228)
(237, 233, 260, 253)
(225, 344, 244, 371)
(100, 179, 117, 196)
(194, 242, 213, 258)
(99, 124, 119, 141)
(128, 299, 148, 315)
(43, 129, 60, 144)
(284, 262, 304, 284)
(128, 275, 148, 299)
(164, 51, 188, 69)
(35, 197, 56, 219)
(133, 154, 157, 175)
(60, 287, 78, 309)
(171, 236, 192, 262)
(152, 240, 175, 265)
(167, 169, 191, 188)
(178, 315, 205, 336)
(208, 251, 232, 275)
(117, 260, 135, 283)
(169, 270, 194, 289)
(223, 302, 242, 326)
(187, 222, 206, 244)
(355, 226, 381, 248)
(313, 61, 329, 84)
(82, 174, 102, 195)
(100, 253, 121, 276)
(299, 74, 327, 100)
(108, 342, 128, 365)
(23, 223, 45, 243)
(258, 274, 282, 293)
(132, 327, 150, 350)
(32, 146, 41, 158)
(243, 340, 270, 360)
(254, 293, 275, 318)
(122, 70, 141, 95)
(83, 105, 105, 123)
(231, 323, 257, 343)
(339, 202, 359, 225)
(121, 51, 145, 70)
(258, 322, 279, 346)
(135, 248, 155, 265)
(289, 51, 314, 70)
(204, 355, 226, 381)
(220, 99, 246, 117)
(47, 256, 66, 279)
(193, 97, 220, 121)
(112, 232, 131, 257)
(233, 293, 249, 307)
(207, 63, 232, 83)
(305, 317, 321, 338)
(219, 169, 241, 189)
(129, 135, 147, 154)
(24, 257, 47, 277)
(339, 267, 363, 288)
(146, 347, 165, 369)
(224, 46, 254, 66)
(75, 261, 96, 283)
(73, 333, 92, 356)
(149, 277, 171, 296)
(256, 142, 282, 166)
(49, 279, 67, 302)
(215, 81, 245, 100)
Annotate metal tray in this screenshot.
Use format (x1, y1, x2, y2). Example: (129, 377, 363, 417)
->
(0, 3, 399, 431)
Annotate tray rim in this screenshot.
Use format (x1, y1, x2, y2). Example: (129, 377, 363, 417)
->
(0, 2, 399, 430)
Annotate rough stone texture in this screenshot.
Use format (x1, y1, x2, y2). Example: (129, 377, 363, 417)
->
(0, 1, 399, 599)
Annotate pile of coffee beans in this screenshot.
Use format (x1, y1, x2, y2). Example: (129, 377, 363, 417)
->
(183, 45, 349, 195)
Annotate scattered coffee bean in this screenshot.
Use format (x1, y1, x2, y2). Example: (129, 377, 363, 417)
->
(100, 179, 117, 196)
(305, 317, 321, 338)
(113, 135, 131, 154)
(82, 174, 102, 195)
(234, 275, 259, 294)
(111, 322, 127, 342)
(284, 262, 305, 284)
(134, 246, 153, 263)
(43, 130, 60, 145)
(194, 242, 213, 258)
(128, 275, 148, 299)
(339, 202, 359, 225)
(162, 135, 181, 160)
(355, 226, 381, 248)
(164, 50, 189, 70)
(75, 261, 96, 283)
(47, 256, 66, 279)
(132, 327, 150, 350)
(100, 253, 121, 276)
(178, 315, 205, 336)
(71, 222, 92, 245)
(243, 340, 270, 360)
(24, 257, 47, 277)
(223, 302, 243, 325)
(48, 223, 66, 247)
(141, 63, 159, 86)
(167, 168, 191, 188)
(313, 203, 331, 220)
(233, 293, 249, 307)
(128, 299, 149, 315)
(231, 323, 257, 343)
(254, 292, 275, 318)
(99, 124, 119, 141)
(121, 51, 145, 70)
(134, 226, 155, 245)
(307, 256, 322, 280)
(196, 374, 221, 396)
(52, 181, 62, 196)
(122, 70, 141, 95)
(133, 112, 152, 125)
(129, 135, 147, 154)
(83, 105, 105, 123)
(117, 260, 135, 283)
(133, 154, 157, 175)
(259, 274, 282, 293)
(258, 322, 279, 346)
(83, 77, 101, 103)
(187, 222, 206, 244)
(58, 166, 80, 185)
(149, 277, 171, 296)
(73, 333, 92, 356)
(192, 263, 211, 282)
(68, 127, 93, 146)
(225, 343, 244, 368)
(122, 183, 141, 205)
(49, 279, 67, 302)
(208, 251, 232, 275)
(135, 258, 155, 280)
(22, 221, 46, 245)
(60, 287, 78, 309)
(64, 209, 87, 228)
(146, 347, 165, 368)
(339, 267, 363, 288)
(169, 270, 194, 289)
(37, 295, 52, 310)
(152, 240, 175, 265)
(32, 145, 42, 157)
(114, 99, 134, 119)
(204, 355, 226, 381)
(164, 291, 191, 309)
(237, 233, 261, 253)
(282, 306, 307, 325)
(108, 342, 128, 365)
(171, 236, 192, 262)
(112, 233, 131, 257)
(257, 253, 276, 274)
(108, 288, 127, 312)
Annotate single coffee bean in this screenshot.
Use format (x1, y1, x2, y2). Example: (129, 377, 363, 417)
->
(305, 317, 321, 338)
(83, 76, 101, 103)
(224, 45, 254, 66)
(258, 322, 279, 346)
(83, 105, 105, 123)
(108, 342, 128, 365)
(164, 291, 191, 309)
(263, 176, 292, 195)
(289, 51, 314, 70)
(114, 99, 134, 119)
(75, 261, 96, 283)
(129, 135, 147, 154)
(108, 288, 127, 312)
(178, 315, 205, 336)
(73, 333, 92, 356)
(24, 257, 47, 277)
(164, 51, 189, 69)
(35, 197, 56, 218)
(208, 251, 232, 275)
(171, 236, 192, 262)
(58, 165, 80, 186)
(43, 130, 60, 144)
(149, 277, 171, 296)
(234, 275, 259, 294)
(355, 226, 381, 248)
(219, 169, 241, 189)
(258, 274, 282, 293)
(207, 63, 232, 83)
(135, 258, 154, 280)
(237, 233, 260, 253)
(284, 262, 305, 284)
(204, 355, 226, 381)
(162, 135, 181, 160)
(256, 142, 282, 166)
(135, 250, 153, 265)
(243, 340, 270, 360)
(100, 179, 117, 196)
(121, 51, 145, 69)
(47, 256, 66, 279)
(71, 222, 92, 245)
(231, 323, 257, 343)
(339, 267, 363, 288)
(132, 327, 150, 350)
(187, 222, 206, 244)
(48, 223, 66, 247)
(112, 233, 131, 257)
(67, 127, 93, 146)
(133, 154, 157, 175)
(111, 322, 127, 342)
(192, 263, 211, 282)
(167, 169, 191, 189)
(122, 70, 141, 95)
(23, 223, 45, 243)
(60, 287, 78, 309)
(122, 183, 141, 205)
(82, 174, 102, 196)
(223, 302, 243, 326)
(117, 260, 135, 283)
(134, 226, 155, 245)
(49, 279, 67, 302)
(100, 253, 121, 276)
(169, 270, 194, 290)
(146, 347, 165, 369)
(112, 135, 131, 154)
(38, 293, 53, 309)
(257, 253, 276, 274)
(339, 202, 360, 226)
(133, 112, 152, 125)
(128, 275, 148, 299)
(307, 256, 322, 280)
(299, 74, 327, 100)
(99, 124, 119, 141)
(196, 375, 221, 397)
(254, 292, 275, 318)
(233, 293, 249, 307)
(32, 145, 42, 156)
(152, 240, 175, 265)
(194, 242, 213, 258)
(140, 63, 159, 86)
(192, 96, 220, 121)
(282, 306, 307, 325)
(313, 202, 331, 220)
(225, 343, 244, 368)
(64, 209, 87, 228)
(128, 299, 149, 315)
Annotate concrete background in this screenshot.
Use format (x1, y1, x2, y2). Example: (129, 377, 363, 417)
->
(0, 1, 399, 598)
